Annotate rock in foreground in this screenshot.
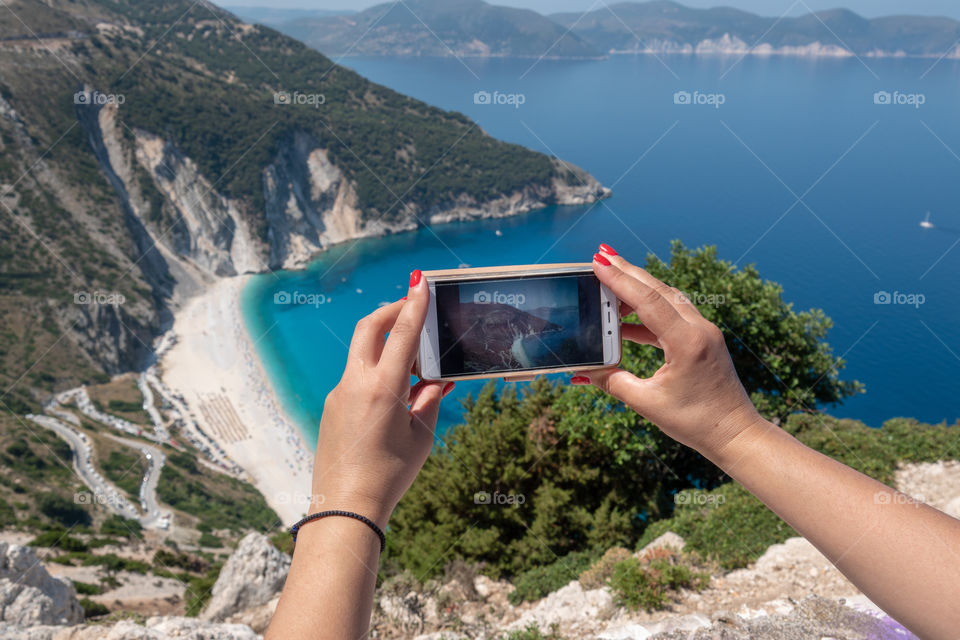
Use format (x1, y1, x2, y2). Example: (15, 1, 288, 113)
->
(201, 532, 290, 622)
(0, 542, 83, 626)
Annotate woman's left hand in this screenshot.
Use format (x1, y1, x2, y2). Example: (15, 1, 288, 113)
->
(310, 269, 452, 528)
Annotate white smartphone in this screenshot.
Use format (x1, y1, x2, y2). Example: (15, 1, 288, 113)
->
(416, 263, 621, 382)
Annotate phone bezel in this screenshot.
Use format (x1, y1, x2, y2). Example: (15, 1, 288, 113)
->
(416, 263, 621, 382)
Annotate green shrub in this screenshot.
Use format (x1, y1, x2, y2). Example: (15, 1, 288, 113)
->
(38, 494, 91, 527)
(72, 580, 103, 595)
(500, 624, 565, 640)
(100, 514, 143, 539)
(156, 462, 278, 533)
(185, 564, 223, 617)
(79, 598, 109, 618)
(100, 449, 145, 498)
(29, 530, 88, 552)
(197, 532, 222, 548)
(636, 483, 794, 571)
(107, 399, 143, 414)
(81, 553, 150, 574)
(269, 530, 294, 556)
(508, 549, 600, 605)
(87, 537, 122, 549)
(608, 556, 709, 611)
(578, 547, 632, 590)
(153, 549, 207, 573)
(389, 243, 862, 580)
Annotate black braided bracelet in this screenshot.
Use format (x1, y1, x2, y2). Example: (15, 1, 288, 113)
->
(290, 510, 386, 552)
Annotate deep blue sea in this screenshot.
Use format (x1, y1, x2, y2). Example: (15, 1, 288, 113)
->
(243, 54, 960, 446)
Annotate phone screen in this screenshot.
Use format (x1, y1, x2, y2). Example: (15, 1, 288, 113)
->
(433, 273, 605, 377)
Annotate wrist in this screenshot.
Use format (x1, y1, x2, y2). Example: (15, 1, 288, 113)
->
(309, 489, 393, 531)
(703, 409, 776, 471)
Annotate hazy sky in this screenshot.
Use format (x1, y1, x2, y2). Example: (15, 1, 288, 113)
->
(218, 0, 960, 20)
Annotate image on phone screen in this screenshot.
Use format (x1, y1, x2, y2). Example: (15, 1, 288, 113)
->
(433, 274, 605, 376)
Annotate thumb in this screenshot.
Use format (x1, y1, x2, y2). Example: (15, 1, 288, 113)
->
(574, 368, 654, 415)
(409, 381, 452, 432)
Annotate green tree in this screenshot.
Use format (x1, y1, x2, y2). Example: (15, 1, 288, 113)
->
(387, 242, 861, 578)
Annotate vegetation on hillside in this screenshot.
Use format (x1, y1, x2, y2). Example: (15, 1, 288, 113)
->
(385, 242, 957, 597)
(156, 444, 280, 533)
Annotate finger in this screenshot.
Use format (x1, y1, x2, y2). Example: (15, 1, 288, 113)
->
(409, 381, 453, 434)
(571, 368, 654, 415)
(348, 300, 405, 365)
(592, 254, 688, 341)
(667, 287, 707, 322)
(621, 323, 661, 348)
(619, 301, 636, 318)
(381, 270, 429, 380)
(598, 247, 703, 323)
(407, 379, 431, 406)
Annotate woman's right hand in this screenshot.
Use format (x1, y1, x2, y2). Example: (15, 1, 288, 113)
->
(572, 245, 766, 461)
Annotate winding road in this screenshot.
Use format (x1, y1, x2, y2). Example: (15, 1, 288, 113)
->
(27, 414, 141, 522)
(27, 414, 170, 529)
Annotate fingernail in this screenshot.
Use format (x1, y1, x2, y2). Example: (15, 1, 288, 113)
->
(593, 253, 611, 266)
(599, 243, 618, 256)
(570, 376, 590, 385)
(401, 296, 407, 301)
(409, 269, 422, 287)
(442, 382, 455, 397)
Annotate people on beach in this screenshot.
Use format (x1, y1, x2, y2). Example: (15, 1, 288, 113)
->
(266, 247, 960, 640)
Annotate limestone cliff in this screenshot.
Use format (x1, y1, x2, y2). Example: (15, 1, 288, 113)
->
(77, 101, 609, 281)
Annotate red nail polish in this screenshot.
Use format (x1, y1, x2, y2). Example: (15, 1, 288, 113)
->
(409, 269, 422, 287)
(401, 296, 407, 301)
(593, 253, 611, 266)
(442, 382, 455, 397)
(599, 243, 618, 256)
(570, 376, 590, 385)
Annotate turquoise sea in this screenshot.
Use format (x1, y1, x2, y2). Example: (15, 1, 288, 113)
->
(243, 54, 960, 446)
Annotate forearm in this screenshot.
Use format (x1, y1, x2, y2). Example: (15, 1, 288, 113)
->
(710, 420, 960, 640)
(266, 517, 382, 640)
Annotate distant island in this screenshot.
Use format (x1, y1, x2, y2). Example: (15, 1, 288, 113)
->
(244, 0, 602, 59)
(247, 0, 960, 59)
(553, 1, 960, 58)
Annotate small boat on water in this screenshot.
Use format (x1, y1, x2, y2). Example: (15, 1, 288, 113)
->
(920, 212, 934, 229)
(495, 229, 503, 237)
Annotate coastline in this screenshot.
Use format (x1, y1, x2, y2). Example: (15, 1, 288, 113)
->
(160, 275, 312, 524)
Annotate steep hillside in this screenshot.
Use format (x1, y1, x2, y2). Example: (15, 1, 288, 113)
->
(270, 0, 602, 58)
(0, 0, 608, 407)
(552, 1, 960, 56)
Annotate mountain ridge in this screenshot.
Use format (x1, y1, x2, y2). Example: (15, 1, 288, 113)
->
(261, 0, 603, 58)
(253, 0, 960, 59)
(552, 0, 960, 57)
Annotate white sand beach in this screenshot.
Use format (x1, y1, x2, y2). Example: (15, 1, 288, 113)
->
(161, 276, 313, 524)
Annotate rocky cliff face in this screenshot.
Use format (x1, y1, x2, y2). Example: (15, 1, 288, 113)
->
(78, 102, 609, 283)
